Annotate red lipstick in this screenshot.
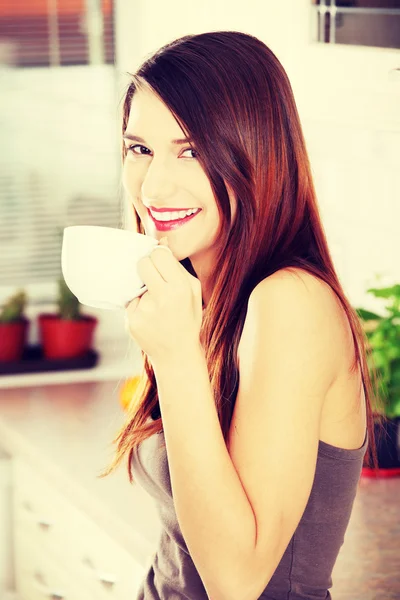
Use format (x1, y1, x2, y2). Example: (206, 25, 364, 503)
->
(149, 206, 195, 212)
(147, 207, 201, 232)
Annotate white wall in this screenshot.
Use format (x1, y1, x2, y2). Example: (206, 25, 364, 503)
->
(115, 0, 400, 318)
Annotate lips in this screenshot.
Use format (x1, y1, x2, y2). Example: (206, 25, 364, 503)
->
(147, 207, 201, 232)
(149, 206, 197, 213)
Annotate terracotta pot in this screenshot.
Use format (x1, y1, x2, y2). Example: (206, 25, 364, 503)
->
(38, 313, 98, 359)
(0, 317, 30, 362)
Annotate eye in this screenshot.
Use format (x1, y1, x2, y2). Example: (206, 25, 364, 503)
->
(181, 147, 199, 159)
(126, 144, 150, 155)
(125, 144, 199, 159)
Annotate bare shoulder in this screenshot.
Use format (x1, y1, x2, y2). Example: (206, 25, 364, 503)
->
(244, 266, 349, 379)
(250, 267, 341, 313)
(258, 266, 329, 289)
(244, 267, 366, 448)
(271, 267, 351, 332)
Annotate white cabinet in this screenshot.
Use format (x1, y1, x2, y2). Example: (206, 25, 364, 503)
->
(12, 458, 146, 600)
(0, 448, 13, 596)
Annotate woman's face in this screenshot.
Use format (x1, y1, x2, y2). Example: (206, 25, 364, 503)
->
(122, 86, 236, 264)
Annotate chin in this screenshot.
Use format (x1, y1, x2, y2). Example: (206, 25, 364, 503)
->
(174, 250, 188, 262)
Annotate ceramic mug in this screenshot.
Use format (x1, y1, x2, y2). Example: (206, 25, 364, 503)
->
(61, 225, 172, 310)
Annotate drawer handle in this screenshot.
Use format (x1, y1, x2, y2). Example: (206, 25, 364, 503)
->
(37, 518, 54, 530)
(33, 570, 66, 599)
(34, 571, 47, 585)
(82, 558, 117, 589)
(97, 571, 117, 588)
(82, 555, 95, 569)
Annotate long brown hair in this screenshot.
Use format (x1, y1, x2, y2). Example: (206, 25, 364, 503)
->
(99, 31, 384, 483)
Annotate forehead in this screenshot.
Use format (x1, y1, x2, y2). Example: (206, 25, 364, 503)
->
(126, 88, 184, 138)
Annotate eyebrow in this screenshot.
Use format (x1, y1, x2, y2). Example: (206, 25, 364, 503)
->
(122, 133, 193, 145)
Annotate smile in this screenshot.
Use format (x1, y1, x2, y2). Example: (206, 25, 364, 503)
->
(147, 207, 201, 231)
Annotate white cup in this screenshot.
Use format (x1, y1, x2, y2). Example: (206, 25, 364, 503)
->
(61, 226, 172, 310)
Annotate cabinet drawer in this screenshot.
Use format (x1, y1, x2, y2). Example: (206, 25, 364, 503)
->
(13, 458, 146, 599)
(67, 505, 146, 600)
(12, 482, 75, 566)
(12, 462, 78, 568)
(14, 527, 92, 600)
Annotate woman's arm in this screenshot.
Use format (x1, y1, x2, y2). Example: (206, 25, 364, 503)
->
(151, 268, 338, 600)
(152, 343, 257, 600)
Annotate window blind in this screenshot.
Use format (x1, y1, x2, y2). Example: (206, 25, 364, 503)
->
(312, 1, 400, 49)
(0, 0, 122, 307)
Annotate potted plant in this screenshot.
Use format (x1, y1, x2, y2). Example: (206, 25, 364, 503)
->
(38, 276, 98, 360)
(355, 281, 400, 476)
(0, 290, 30, 362)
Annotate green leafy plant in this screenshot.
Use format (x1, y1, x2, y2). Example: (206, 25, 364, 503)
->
(355, 282, 400, 420)
(57, 277, 82, 321)
(0, 290, 27, 323)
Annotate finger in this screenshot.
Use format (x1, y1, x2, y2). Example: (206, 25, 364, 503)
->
(137, 250, 168, 296)
(155, 245, 173, 257)
(150, 244, 188, 285)
(151, 244, 192, 285)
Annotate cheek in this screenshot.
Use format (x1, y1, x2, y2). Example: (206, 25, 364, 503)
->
(122, 164, 142, 214)
(121, 161, 130, 191)
(122, 160, 139, 194)
(201, 204, 222, 241)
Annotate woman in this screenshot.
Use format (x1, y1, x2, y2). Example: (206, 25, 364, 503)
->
(100, 31, 382, 600)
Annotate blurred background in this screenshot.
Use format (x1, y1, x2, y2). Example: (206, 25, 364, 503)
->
(0, 1, 399, 599)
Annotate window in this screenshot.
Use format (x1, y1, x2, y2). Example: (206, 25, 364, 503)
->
(312, 1, 400, 49)
(0, 0, 121, 306)
(0, 0, 115, 67)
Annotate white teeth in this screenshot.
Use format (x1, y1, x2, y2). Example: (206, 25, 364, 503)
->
(150, 208, 200, 222)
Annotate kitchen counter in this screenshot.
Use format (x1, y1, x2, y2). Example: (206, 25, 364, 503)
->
(0, 380, 162, 568)
(0, 338, 141, 389)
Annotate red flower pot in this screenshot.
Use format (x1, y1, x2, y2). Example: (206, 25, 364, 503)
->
(0, 317, 30, 362)
(38, 313, 98, 360)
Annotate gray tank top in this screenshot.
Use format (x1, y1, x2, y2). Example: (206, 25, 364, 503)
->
(131, 422, 368, 600)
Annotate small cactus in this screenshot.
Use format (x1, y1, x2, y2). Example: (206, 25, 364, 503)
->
(0, 290, 27, 323)
(57, 277, 82, 320)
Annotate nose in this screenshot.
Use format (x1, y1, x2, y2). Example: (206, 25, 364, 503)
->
(141, 158, 176, 202)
